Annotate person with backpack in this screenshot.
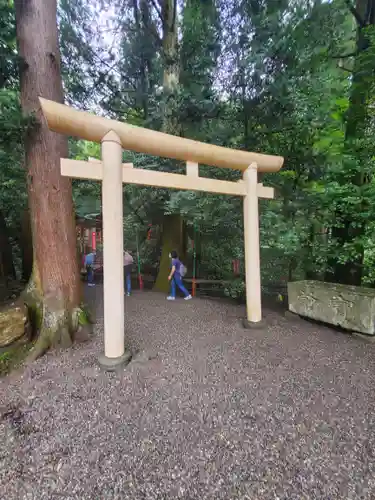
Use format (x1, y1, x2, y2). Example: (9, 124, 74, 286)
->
(84, 250, 96, 287)
(123, 249, 134, 296)
(167, 250, 192, 301)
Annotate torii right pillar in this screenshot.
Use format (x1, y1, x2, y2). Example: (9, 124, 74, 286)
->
(243, 163, 263, 328)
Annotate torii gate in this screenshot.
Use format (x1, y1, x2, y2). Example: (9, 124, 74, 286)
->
(39, 97, 284, 369)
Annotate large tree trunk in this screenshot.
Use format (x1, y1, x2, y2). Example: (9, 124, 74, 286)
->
(15, 0, 87, 359)
(326, 0, 375, 285)
(161, 0, 179, 133)
(132, 0, 151, 120)
(153, 0, 182, 289)
(154, 215, 186, 293)
(162, 0, 178, 92)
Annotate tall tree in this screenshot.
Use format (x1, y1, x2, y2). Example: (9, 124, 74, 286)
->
(149, 0, 183, 291)
(108, 0, 159, 123)
(15, 0, 85, 358)
(58, 0, 120, 110)
(179, 0, 220, 139)
(326, 0, 375, 285)
(156, 0, 180, 133)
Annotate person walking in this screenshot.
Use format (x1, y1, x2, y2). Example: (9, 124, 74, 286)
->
(124, 249, 134, 296)
(84, 250, 96, 287)
(167, 250, 192, 301)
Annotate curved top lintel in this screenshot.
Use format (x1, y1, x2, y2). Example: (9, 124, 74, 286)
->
(39, 97, 284, 173)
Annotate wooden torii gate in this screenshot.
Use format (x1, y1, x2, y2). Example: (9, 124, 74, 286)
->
(39, 97, 284, 369)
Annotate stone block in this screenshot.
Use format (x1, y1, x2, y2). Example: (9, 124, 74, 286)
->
(0, 302, 28, 347)
(288, 280, 375, 335)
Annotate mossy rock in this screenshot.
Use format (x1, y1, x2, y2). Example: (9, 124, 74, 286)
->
(0, 302, 28, 348)
(288, 280, 375, 334)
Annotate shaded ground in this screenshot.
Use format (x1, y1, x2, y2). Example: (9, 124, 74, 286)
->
(1, 287, 375, 499)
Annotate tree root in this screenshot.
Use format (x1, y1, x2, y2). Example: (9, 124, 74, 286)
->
(26, 292, 72, 361)
(23, 284, 95, 362)
(71, 305, 95, 344)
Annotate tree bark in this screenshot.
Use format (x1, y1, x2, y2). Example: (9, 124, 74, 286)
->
(160, 0, 179, 133)
(162, 0, 178, 91)
(152, 0, 182, 288)
(15, 0, 85, 358)
(154, 215, 185, 293)
(132, 0, 151, 120)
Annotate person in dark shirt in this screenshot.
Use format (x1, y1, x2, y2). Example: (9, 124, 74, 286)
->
(84, 251, 96, 287)
(167, 250, 192, 301)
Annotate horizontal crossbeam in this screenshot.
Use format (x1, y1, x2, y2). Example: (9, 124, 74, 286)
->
(40, 97, 284, 172)
(61, 159, 274, 199)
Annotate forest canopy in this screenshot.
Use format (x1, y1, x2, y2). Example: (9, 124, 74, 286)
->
(1, 0, 375, 305)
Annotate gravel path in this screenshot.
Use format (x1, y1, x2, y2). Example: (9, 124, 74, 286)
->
(1, 287, 375, 499)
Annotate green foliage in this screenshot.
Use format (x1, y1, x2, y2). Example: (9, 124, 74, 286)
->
(3, 0, 375, 299)
(99, 0, 375, 294)
(0, 1, 28, 279)
(0, 0, 18, 88)
(58, 0, 119, 108)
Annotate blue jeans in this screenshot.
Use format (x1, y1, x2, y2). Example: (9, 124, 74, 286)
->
(126, 273, 131, 294)
(124, 267, 132, 294)
(171, 275, 189, 298)
(87, 266, 94, 284)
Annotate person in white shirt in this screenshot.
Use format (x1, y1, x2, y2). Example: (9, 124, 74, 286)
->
(123, 250, 134, 296)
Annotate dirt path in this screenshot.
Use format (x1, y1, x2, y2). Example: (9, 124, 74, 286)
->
(1, 288, 375, 499)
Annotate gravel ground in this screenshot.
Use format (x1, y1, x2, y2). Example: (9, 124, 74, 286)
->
(1, 287, 375, 500)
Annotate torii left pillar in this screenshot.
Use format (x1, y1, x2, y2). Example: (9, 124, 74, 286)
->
(98, 131, 130, 370)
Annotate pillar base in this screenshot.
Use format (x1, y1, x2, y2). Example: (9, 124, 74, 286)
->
(242, 318, 265, 330)
(98, 350, 132, 371)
